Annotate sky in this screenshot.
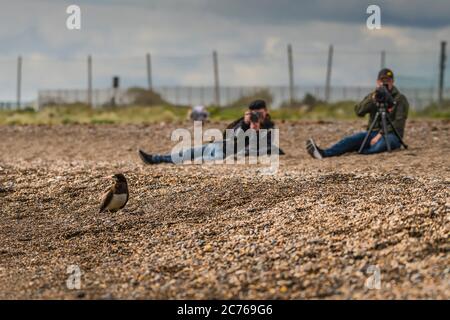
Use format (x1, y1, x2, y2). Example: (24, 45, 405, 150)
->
(0, 0, 449, 101)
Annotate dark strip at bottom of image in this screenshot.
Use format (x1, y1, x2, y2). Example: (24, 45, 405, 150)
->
(0, 300, 441, 318)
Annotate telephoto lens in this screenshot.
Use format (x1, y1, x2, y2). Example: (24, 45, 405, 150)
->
(375, 85, 394, 106)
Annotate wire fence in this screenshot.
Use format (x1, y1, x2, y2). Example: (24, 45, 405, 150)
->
(0, 44, 448, 111)
(33, 86, 449, 111)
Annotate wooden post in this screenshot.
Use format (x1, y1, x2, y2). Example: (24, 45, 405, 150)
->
(16, 55, 22, 109)
(438, 41, 447, 106)
(380, 50, 386, 69)
(87, 55, 92, 107)
(287, 44, 295, 105)
(112, 76, 119, 107)
(325, 45, 334, 102)
(146, 53, 152, 90)
(213, 50, 220, 106)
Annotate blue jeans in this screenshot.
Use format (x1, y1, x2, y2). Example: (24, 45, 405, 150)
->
(323, 131, 401, 157)
(153, 142, 224, 164)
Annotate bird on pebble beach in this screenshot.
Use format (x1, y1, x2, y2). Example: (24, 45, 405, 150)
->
(99, 173, 129, 213)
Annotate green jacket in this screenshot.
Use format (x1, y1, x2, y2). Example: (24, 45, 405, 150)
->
(355, 86, 409, 137)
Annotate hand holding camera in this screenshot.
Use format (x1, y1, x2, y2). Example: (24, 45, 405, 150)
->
(245, 110, 264, 130)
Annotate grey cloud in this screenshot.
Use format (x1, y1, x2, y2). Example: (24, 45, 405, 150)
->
(193, 0, 450, 29)
(78, 0, 450, 29)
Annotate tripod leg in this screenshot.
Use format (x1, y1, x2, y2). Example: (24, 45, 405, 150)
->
(381, 111, 391, 152)
(385, 115, 408, 149)
(358, 112, 380, 154)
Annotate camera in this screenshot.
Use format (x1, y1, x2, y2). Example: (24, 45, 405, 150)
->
(374, 83, 395, 106)
(249, 111, 263, 124)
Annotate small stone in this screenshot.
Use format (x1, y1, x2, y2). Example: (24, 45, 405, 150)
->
(101, 293, 114, 300)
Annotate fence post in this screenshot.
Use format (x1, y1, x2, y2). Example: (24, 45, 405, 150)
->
(438, 41, 447, 106)
(325, 45, 333, 102)
(287, 44, 295, 104)
(213, 50, 220, 106)
(16, 55, 22, 109)
(87, 55, 92, 107)
(146, 53, 152, 90)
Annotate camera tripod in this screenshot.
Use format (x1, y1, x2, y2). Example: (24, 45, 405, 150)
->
(358, 102, 408, 153)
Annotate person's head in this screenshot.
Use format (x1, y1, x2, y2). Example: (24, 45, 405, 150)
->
(248, 99, 268, 130)
(376, 68, 394, 90)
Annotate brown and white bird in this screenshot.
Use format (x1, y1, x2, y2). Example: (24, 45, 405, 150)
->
(99, 173, 129, 213)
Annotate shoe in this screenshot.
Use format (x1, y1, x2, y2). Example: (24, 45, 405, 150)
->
(138, 149, 159, 164)
(306, 138, 324, 160)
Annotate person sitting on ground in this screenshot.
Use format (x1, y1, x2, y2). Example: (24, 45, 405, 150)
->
(138, 99, 284, 164)
(306, 68, 409, 159)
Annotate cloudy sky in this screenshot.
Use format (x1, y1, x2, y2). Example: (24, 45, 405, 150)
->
(0, 0, 449, 101)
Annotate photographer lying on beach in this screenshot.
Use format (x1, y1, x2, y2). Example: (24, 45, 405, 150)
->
(306, 68, 409, 159)
(138, 99, 284, 164)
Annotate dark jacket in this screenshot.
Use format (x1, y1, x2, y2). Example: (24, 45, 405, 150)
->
(222, 115, 284, 156)
(355, 86, 409, 137)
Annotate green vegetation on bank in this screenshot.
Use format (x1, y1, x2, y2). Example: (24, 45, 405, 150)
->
(0, 88, 448, 125)
(0, 105, 189, 125)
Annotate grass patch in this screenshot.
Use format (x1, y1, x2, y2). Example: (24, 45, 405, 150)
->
(0, 104, 191, 125)
(208, 100, 359, 121)
(0, 99, 448, 125)
(410, 100, 450, 119)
